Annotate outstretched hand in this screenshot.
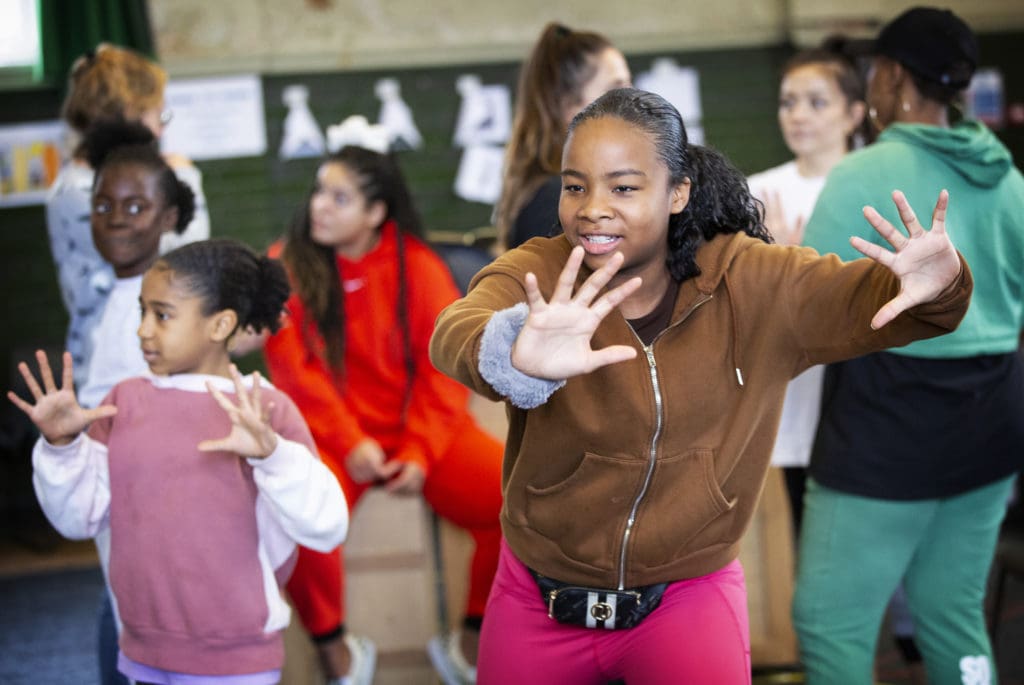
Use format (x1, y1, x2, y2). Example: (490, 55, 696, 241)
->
(853, 190, 962, 330)
(7, 350, 117, 445)
(511, 246, 642, 380)
(198, 365, 278, 459)
(762, 189, 806, 246)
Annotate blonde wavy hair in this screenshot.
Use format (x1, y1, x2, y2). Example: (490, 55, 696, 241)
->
(61, 43, 167, 135)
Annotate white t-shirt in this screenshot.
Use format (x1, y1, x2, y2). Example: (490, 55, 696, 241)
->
(79, 274, 147, 409)
(748, 160, 828, 468)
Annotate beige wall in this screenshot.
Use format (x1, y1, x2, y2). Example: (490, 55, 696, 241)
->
(149, 0, 787, 75)
(151, 0, 1024, 76)
(788, 0, 1024, 47)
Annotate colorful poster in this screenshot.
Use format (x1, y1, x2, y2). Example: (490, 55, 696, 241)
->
(0, 120, 65, 207)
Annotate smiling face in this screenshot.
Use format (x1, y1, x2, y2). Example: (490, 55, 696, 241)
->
(778, 64, 861, 162)
(559, 116, 690, 292)
(308, 161, 386, 259)
(137, 266, 232, 377)
(91, 162, 177, 278)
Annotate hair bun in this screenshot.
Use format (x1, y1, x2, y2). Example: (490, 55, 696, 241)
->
(83, 119, 157, 169)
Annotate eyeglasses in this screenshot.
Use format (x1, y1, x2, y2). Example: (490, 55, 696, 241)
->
(159, 109, 174, 126)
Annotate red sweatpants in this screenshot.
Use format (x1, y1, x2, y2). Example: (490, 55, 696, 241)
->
(478, 540, 751, 684)
(286, 415, 504, 637)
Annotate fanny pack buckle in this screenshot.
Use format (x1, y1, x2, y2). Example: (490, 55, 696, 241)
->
(531, 568, 667, 630)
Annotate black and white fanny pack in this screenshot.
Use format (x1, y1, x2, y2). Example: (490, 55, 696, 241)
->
(528, 568, 668, 630)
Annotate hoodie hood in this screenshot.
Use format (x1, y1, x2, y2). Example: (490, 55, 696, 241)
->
(880, 120, 1012, 188)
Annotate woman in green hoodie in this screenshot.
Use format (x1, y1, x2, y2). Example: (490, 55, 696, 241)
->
(794, 7, 1024, 684)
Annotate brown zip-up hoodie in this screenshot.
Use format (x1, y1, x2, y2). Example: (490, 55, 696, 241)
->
(430, 233, 972, 589)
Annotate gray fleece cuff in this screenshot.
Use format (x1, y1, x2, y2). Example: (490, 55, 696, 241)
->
(479, 303, 566, 409)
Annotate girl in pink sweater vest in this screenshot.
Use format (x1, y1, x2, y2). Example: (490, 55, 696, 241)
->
(9, 239, 348, 684)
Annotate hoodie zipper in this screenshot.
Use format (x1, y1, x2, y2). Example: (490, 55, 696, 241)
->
(617, 293, 712, 590)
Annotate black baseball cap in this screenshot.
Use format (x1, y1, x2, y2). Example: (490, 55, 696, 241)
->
(874, 7, 978, 90)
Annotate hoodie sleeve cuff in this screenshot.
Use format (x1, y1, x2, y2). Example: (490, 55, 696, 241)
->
(479, 303, 565, 409)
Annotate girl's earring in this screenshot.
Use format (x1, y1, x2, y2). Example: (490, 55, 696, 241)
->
(868, 107, 878, 121)
(901, 101, 911, 113)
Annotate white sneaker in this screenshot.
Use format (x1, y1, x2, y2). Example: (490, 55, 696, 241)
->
(328, 633, 377, 685)
(427, 632, 477, 685)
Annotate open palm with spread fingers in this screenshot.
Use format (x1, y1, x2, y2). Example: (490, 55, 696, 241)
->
(511, 246, 643, 380)
(853, 189, 962, 330)
(7, 350, 117, 445)
(763, 190, 806, 246)
(198, 365, 278, 459)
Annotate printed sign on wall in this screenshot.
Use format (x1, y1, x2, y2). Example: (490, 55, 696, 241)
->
(161, 74, 267, 161)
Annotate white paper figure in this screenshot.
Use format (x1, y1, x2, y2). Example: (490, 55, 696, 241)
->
(326, 115, 391, 154)
(454, 144, 505, 204)
(375, 78, 422, 150)
(279, 84, 325, 159)
(453, 74, 512, 147)
(635, 58, 704, 145)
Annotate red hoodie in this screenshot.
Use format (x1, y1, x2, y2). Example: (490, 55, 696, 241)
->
(265, 222, 470, 477)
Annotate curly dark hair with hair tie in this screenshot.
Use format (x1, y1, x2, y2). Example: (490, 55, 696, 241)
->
(156, 238, 290, 337)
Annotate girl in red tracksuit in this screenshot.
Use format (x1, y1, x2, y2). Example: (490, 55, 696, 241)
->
(264, 143, 502, 685)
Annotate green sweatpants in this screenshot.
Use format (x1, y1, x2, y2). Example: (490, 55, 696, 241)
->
(793, 476, 1014, 685)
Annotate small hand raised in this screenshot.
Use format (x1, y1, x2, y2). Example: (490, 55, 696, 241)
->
(198, 365, 278, 459)
(762, 189, 806, 246)
(7, 350, 116, 445)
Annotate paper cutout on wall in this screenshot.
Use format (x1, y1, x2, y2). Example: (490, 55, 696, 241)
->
(376, 78, 422, 150)
(280, 84, 326, 159)
(326, 115, 392, 154)
(454, 144, 505, 204)
(635, 58, 704, 145)
(453, 75, 512, 147)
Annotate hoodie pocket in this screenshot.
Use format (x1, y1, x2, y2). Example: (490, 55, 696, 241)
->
(524, 451, 647, 567)
(631, 449, 736, 567)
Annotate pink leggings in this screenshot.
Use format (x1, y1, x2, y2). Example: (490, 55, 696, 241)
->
(478, 541, 751, 685)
